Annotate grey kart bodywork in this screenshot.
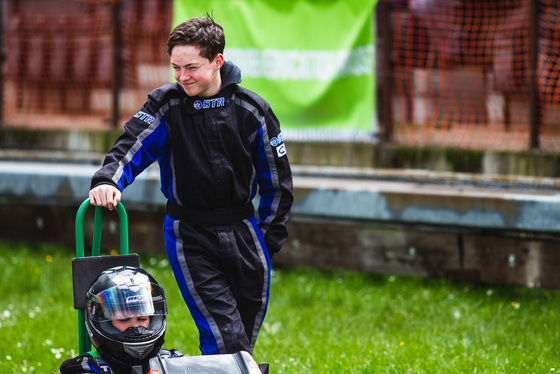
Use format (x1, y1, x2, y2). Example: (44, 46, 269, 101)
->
(147, 351, 265, 374)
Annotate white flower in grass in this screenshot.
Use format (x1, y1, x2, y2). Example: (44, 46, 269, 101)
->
(2, 310, 11, 319)
(262, 321, 282, 334)
(486, 289, 494, 296)
(43, 339, 52, 346)
(17, 342, 22, 348)
(28, 311, 35, 318)
(6, 355, 12, 360)
(453, 310, 461, 319)
(50, 347, 65, 360)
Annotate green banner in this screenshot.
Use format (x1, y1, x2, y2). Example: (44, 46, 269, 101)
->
(173, 0, 376, 137)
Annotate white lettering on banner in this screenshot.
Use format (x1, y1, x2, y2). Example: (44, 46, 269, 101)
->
(224, 45, 374, 81)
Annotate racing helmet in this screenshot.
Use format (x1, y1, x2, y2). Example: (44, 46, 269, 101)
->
(85, 266, 167, 369)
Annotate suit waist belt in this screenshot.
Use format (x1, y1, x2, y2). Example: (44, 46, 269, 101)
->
(166, 201, 255, 226)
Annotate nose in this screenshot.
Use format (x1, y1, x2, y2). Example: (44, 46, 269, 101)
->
(179, 69, 191, 82)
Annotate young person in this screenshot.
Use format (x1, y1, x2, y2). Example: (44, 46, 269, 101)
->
(88, 14, 293, 355)
(59, 266, 180, 374)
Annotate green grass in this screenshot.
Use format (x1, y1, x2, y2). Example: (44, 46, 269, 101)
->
(1, 241, 559, 373)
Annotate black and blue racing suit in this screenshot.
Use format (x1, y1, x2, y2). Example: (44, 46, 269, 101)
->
(90, 61, 293, 355)
(60, 349, 182, 374)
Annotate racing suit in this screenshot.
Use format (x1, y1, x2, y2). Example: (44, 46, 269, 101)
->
(90, 61, 293, 355)
(59, 349, 181, 374)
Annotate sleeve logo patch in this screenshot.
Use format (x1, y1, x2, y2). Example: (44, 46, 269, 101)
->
(134, 111, 155, 125)
(270, 132, 284, 146)
(270, 132, 286, 157)
(276, 143, 287, 157)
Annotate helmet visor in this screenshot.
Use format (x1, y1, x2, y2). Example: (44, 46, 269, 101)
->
(89, 282, 167, 322)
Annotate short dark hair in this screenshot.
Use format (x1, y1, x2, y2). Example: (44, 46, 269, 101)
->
(166, 13, 225, 61)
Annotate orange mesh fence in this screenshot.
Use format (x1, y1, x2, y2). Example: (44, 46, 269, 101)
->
(3, 0, 560, 152)
(539, 0, 560, 150)
(2, 0, 172, 131)
(382, 0, 560, 151)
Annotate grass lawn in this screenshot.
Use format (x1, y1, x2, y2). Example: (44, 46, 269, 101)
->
(0, 241, 559, 373)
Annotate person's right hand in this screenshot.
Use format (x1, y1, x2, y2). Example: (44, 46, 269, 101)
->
(89, 184, 122, 211)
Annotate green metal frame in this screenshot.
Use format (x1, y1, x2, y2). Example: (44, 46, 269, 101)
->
(75, 198, 129, 354)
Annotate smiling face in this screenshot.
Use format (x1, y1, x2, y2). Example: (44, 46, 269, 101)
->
(171, 45, 224, 98)
(111, 316, 150, 332)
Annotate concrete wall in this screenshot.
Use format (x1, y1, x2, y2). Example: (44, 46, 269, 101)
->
(2, 154, 560, 290)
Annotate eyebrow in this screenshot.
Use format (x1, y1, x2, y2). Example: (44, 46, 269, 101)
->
(171, 61, 200, 67)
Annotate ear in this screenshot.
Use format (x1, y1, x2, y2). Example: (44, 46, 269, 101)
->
(214, 54, 224, 70)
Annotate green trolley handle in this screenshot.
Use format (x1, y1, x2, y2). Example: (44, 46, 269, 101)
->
(75, 198, 129, 354)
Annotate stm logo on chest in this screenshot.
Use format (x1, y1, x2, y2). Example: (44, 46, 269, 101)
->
(193, 97, 225, 110)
